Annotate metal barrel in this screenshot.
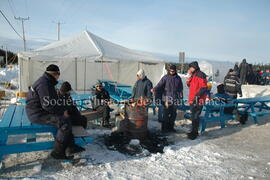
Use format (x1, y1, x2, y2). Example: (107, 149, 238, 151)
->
(126, 105, 148, 139)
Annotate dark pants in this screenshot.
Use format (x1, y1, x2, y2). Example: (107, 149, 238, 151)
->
(190, 104, 203, 134)
(240, 74, 247, 85)
(162, 104, 177, 130)
(70, 114, 87, 129)
(96, 105, 111, 124)
(32, 113, 74, 147)
(157, 105, 164, 122)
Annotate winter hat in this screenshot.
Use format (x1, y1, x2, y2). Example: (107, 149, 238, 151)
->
(137, 69, 145, 79)
(46, 64, 60, 74)
(217, 84, 225, 94)
(169, 64, 177, 71)
(95, 82, 103, 87)
(60, 81, 72, 93)
(229, 69, 234, 73)
(188, 61, 200, 70)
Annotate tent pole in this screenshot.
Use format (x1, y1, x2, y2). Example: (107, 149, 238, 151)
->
(101, 56, 104, 80)
(84, 58, 86, 93)
(18, 55, 22, 92)
(75, 58, 77, 91)
(117, 61, 120, 82)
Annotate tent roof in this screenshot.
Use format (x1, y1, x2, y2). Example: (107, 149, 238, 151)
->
(19, 31, 165, 63)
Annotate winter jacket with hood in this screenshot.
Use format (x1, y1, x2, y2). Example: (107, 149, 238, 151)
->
(26, 72, 65, 124)
(154, 73, 183, 104)
(224, 71, 242, 98)
(132, 76, 153, 100)
(186, 62, 208, 104)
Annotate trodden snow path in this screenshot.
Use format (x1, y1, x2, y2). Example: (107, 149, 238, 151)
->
(1, 114, 269, 180)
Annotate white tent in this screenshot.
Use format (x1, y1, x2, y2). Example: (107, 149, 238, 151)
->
(18, 31, 167, 92)
(199, 60, 234, 83)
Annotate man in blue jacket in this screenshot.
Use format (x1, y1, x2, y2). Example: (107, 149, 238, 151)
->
(26, 64, 84, 160)
(152, 65, 183, 133)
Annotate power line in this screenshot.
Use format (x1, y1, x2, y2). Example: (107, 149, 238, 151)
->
(0, 10, 23, 39)
(15, 16, 30, 51)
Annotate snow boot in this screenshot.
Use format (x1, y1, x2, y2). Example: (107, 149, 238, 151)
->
(187, 132, 198, 140)
(67, 144, 85, 154)
(51, 142, 74, 160)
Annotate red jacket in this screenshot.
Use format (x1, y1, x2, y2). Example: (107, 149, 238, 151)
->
(186, 70, 208, 104)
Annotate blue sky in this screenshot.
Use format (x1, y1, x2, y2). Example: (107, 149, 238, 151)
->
(0, 0, 269, 63)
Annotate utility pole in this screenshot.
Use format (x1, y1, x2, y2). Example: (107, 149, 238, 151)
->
(179, 52, 185, 74)
(5, 45, 8, 66)
(14, 16, 29, 51)
(52, 21, 65, 41)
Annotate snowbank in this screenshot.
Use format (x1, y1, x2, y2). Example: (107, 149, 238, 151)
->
(0, 66, 19, 82)
(241, 85, 270, 98)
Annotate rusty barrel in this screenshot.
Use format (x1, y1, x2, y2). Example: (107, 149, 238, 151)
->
(126, 105, 148, 139)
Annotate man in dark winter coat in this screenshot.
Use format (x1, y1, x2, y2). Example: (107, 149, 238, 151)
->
(92, 82, 111, 127)
(239, 59, 249, 84)
(233, 63, 240, 77)
(152, 65, 183, 133)
(57, 81, 87, 129)
(131, 69, 153, 101)
(186, 61, 208, 140)
(26, 64, 84, 160)
(224, 69, 242, 99)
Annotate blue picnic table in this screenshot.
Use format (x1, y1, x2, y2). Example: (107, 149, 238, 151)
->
(184, 103, 236, 132)
(71, 93, 92, 110)
(235, 96, 270, 124)
(98, 80, 133, 102)
(0, 105, 93, 165)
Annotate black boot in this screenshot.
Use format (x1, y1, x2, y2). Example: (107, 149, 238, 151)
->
(168, 122, 176, 133)
(66, 136, 85, 155)
(67, 144, 85, 154)
(51, 141, 74, 160)
(187, 131, 198, 140)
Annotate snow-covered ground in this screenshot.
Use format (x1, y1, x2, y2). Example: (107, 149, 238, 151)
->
(1, 110, 270, 180)
(1, 66, 270, 179)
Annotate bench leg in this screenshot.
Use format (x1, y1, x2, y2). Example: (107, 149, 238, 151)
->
(0, 131, 8, 166)
(200, 119, 206, 133)
(251, 105, 258, 124)
(27, 134, 37, 143)
(220, 119, 226, 128)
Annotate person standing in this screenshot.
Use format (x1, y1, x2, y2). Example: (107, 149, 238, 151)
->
(131, 69, 153, 101)
(92, 82, 111, 127)
(186, 61, 208, 140)
(239, 59, 249, 84)
(224, 69, 242, 99)
(233, 62, 240, 77)
(151, 65, 183, 133)
(26, 65, 85, 160)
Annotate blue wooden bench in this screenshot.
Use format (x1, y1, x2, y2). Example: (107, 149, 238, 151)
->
(71, 93, 92, 110)
(235, 96, 270, 124)
(184, 103, 236, 132)
(0, 105, 93, 166)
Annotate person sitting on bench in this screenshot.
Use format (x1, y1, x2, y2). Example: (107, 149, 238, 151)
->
(57, 81, 87, 129)
(26, 64, 85, 160)
(213, 84, 247, 124)
(92, 82, 111, 127)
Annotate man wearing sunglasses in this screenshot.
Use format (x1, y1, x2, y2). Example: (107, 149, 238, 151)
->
(92, 82, 111, 127)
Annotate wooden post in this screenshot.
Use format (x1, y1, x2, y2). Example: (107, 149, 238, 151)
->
(179, 52, 185, 74)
